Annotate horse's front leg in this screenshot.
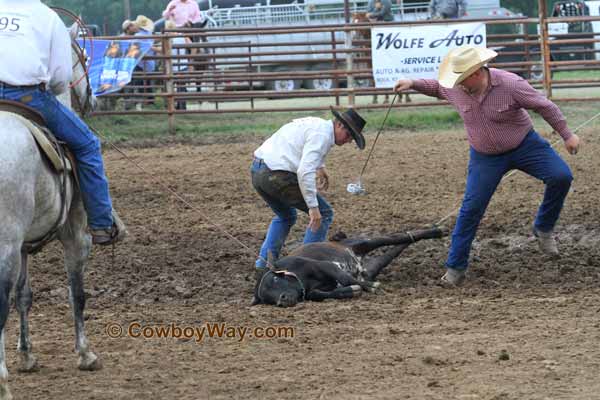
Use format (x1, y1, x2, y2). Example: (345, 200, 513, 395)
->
(16, 251, 38, 373)
(0, 244, 21, 400)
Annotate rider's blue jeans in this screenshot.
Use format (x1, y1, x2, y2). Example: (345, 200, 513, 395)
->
(446, 130, 573, 270)
(0, 85, 113, 229)
(251, 158, 334, 269)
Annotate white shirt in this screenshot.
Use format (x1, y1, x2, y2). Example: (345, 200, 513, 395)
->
(254, 117, 335, 209)
(0, 0, 72, 95)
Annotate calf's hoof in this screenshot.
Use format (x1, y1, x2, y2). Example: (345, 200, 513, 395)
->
(362, 281, 381, 293)
(18, 353, 39, 373)
(350, 285, 362, 297)
(78, 352, 103, 371)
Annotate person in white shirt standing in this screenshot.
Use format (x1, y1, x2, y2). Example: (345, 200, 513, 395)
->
(0, 0, 126, 245)
(252, 107, 366, 272)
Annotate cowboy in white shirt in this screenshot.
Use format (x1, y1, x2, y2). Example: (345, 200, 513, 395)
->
(0, 0, 126, 245)
(252, 108, 366, 271)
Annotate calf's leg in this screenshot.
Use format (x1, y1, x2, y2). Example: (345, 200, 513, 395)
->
(347, 226, 446, 256)
(364, 243, 410, 281)
(306, 286, 362, 302)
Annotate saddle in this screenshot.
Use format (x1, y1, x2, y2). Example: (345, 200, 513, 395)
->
(0, 100, 77, 254)
(0, 100, 71, 173)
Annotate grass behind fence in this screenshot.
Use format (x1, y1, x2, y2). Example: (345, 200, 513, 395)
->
(88, 107, 465, 142)
(87, 101, 600, 144)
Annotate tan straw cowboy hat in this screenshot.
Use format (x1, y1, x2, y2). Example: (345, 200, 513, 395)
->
(438, 46, 498, 88)
(134, 15, 155, 32)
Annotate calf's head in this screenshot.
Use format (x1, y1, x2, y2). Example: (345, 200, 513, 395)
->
(252, 268, 305, 308)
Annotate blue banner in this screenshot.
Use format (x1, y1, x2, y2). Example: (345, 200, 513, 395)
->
(77, 39, 153, 96)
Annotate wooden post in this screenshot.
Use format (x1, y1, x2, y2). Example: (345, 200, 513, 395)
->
(538, 0, 552, 98)
(162, 35, 176, 135)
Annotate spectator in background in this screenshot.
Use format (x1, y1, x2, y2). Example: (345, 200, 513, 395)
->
(163, 0, 210, 79)
(122, 19, 135, 35)
(121, 15, 157, 109)
(162, 0, 205, 28)
(165, 20, 190, 110)
(121, 15, 157, 71)
(429, 0, 467, 19)
(366, 0, 394, 22)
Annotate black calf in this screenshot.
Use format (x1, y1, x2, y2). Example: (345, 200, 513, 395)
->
(252, 226, 447, 307)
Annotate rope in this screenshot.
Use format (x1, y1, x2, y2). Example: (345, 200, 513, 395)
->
(357, 93, 398, 180)
(435, 110, 600, 227)
(51, 7, 94, 89)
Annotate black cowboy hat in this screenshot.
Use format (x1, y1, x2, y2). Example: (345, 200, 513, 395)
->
(330, 106, 366, 150)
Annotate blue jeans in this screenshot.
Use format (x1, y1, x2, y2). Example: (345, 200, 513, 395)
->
(446, 130, 573, 270)
(0, 85, 113, 229)
(251, 159, 334, 269)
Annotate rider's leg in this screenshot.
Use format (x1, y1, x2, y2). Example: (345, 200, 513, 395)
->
(4, 87, 125, 244)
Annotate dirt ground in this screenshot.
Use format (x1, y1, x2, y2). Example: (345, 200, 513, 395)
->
(6, 127, 600, 400)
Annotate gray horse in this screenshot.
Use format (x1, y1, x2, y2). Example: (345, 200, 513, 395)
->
(0, 25, 101, 400)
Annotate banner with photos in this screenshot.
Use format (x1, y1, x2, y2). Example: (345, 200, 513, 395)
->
(76, 38, 153, 96)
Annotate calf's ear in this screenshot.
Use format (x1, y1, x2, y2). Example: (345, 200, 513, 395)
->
(251, 268, 267, 306)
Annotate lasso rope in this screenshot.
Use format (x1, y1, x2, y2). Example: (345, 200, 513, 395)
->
(51, 7, 94, 89)
(358, 93, 398, 179)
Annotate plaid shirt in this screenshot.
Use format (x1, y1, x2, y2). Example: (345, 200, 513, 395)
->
(412, 68, 573, 155)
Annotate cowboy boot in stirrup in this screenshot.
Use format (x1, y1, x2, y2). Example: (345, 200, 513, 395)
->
(91, 209, 128, 246)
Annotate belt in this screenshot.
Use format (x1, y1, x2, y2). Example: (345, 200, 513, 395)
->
(253, 157, 271, 170)
(0, 81, 46, 91)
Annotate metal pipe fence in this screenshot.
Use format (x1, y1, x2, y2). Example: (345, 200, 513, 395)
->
(91, 6, 600, 134)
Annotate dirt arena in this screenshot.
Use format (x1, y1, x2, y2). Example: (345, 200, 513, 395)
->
(6, 126, 600, 399)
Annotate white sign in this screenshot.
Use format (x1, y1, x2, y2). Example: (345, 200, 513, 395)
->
(371, 23, 487, 87)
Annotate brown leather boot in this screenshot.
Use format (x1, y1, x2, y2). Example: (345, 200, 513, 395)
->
(91, 209, 128, 245)
(533, 227, 559, 256)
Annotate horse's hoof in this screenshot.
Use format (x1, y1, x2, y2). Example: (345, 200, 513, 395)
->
(78, 353, 103, 371)
(350, 285, 362, 296)
(17, 353, 39, 373)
